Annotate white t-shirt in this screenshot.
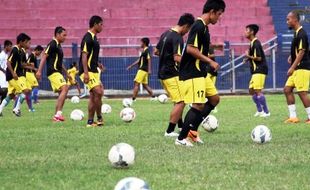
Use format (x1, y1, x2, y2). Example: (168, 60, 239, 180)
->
(0, 50, 9, 88)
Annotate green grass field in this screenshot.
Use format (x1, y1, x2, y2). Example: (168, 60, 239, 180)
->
(0, 94, 310, 190)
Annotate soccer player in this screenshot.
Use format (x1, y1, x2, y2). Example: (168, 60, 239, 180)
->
(27, 45, 44, 104)
(0, 40, 13, 104)
(0, 33, 32, 117)
(244, 24, 270, 118)
(36, 26, 69, 122)
(79, 15, 104, 127)
(154, 13, 195, 137)
(283, 11, 310, 123)
(127, 38, 156, 101)
(67, 62, 81, 96)
(175, 0, 226, 147)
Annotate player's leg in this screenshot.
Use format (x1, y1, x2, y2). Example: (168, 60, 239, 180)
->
(13, 77, 30, 116)
(54, 84, 69, 120)
(0, 88, 8, 104)
(165, 102, 185, 136)
(250, 88, 263, 116)
(87, 90, 96, 126)
(295, 70, 310, 123)
(0, 93, 14, 116)
(132, 82, 139, 100)
(255, 89, 270, 117)
(284, 72, 298, 123)
(93, 85, 104, 126)
(142, 84, 155, 98)
(76, 83, 81, 96)
(0, 80, 18, 115)
(176, 78, 206, 147)
(32, 87, 39, 104)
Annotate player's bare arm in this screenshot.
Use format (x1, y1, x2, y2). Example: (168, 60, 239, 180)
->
(81, 52, 89, 83)
(6, 60, 18, 80)
(187, 45, 220, 71)
(148, 58, 152, 74)
(36, 53, 48, 80)
(287, 49, 305, 76)
(126, 59, 139, 70)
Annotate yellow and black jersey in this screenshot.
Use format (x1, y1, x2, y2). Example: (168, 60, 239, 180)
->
(79, 31, 100, 75)
(138, 47, 151, 72)
(6, 46, 23, 81)
(249, 38, 268, 75)
(45, 39, 64, 77)
(21, 48, 27, 76)
(291, 26, 310, 70)
(206, 46, 217, 76)
(179, 18, 210, 81)
(27, 52, 37, 73)
(156, 28, 184, 80)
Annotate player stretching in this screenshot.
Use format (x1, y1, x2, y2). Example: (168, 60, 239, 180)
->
(127, 38, 156, 101)
(155, 13, 195, 137)
(0, 33, 31, 117)
(79, 15, 104, 127)
(36, 26, 69, 122)
(175, 0, 226, 147)
(244, 24, 270, 118)
(284, 11, 310, 123)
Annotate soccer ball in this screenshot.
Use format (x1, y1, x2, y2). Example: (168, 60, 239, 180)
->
(158, 94, 168, 104)
(122, 98, 133, 107)
(101, 104, 112, 114)
(202, 115, 219, 132)
(70, 109, 84, 121)
(114, 177, 150, 190)
(120, 108, 136, 123)
(251, 125, 272, 144)
(71, 96, 80, 104)
(108, 143, 135, 168)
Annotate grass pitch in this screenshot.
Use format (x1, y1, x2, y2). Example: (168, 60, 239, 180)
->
(0, 94, 310, 190)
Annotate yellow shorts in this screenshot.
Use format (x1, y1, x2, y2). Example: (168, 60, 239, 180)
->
(207, 73, 217, 85)
(161, 76, 184, 103)
(249, 74, 266, 90)
(205, 76, 218, 97)
(134, 70, 148, 84)
(183, 77, 206, 104)
(67, 79, 77, 86)
(80, 72, 101, 91)
(285, 69, 310, 92)
(8, 77, 27, 95)
(26, 72, 38, 88)
(48, 72, 67, 92)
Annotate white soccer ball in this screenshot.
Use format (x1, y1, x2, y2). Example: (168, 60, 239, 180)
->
(108, 143, 135, 168)
(158, 94, 168, 104)
(202, 115, 219, 132)
(114, 177, 150, 190)
(70, 109, 84, 121)
(123, 98, 133, 107)
(251, 125, 272, 144)
(71, 96, 80, 104)
(120, 108, 136, 123)
(101, 104, 112, 114)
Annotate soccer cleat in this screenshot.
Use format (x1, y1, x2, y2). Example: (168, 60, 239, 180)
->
(260, 112, 271, 118)
(254, 111, 263, 117)
(29, 108, 36, 112)
(284, 118, 300, 123)
(86, 123, 98, 128)
(175, 138, 193, 147)
(150, 97, 158, 101)
(97, 119, 104, 127)
(187, 130, 204, 144)
(12, 109, 21, 117)
(53, 115, 65, 122)
(164, 131, 179, 137)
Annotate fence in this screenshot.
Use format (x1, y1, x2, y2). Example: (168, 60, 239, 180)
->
(0, 34, 300, 95)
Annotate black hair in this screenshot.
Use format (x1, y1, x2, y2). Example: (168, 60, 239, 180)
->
(34, 45, 43, 51)
(203, 0, 226, 14)
(4, 40, 12, 47)
(89, 15, 103, 28)
(290, 10, 300, 21)
(17, 33, 31, 44)
(141, 37, 150, 46)
(178, 13, 195, 27)
(54, 26, 66, 36)
(70, 61, 77, 68)
(246, 24, 259, 36)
